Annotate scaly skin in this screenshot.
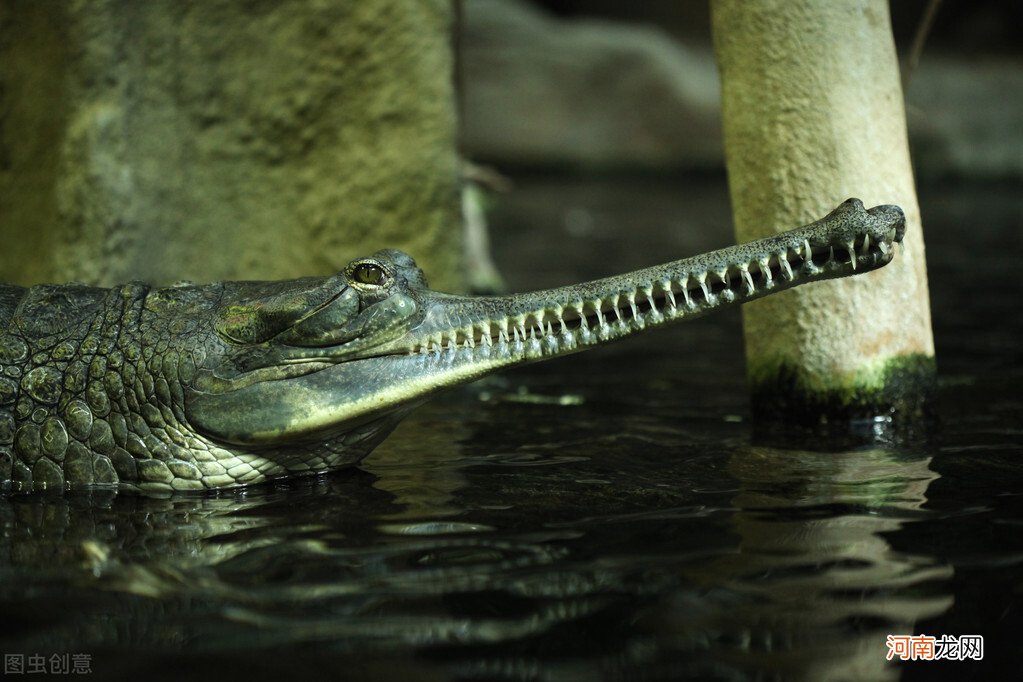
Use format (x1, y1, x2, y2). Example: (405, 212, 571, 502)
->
(0, 199, 905, 493)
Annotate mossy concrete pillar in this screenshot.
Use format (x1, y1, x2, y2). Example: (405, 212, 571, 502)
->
(710, 0, 935, 426)
(0, 0, 462, 291)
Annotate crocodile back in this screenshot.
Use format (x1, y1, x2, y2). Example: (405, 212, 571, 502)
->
(1, 282, 123, 492)
(8, 284, 109, 339)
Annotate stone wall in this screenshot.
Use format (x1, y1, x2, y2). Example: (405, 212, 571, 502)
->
(0, 0, 462, 291)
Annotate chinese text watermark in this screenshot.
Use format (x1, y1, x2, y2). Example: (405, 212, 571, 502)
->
(886, 634, 984, 661)
(3, 654, 92, 675)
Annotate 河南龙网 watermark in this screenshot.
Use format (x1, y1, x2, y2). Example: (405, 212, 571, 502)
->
(886, 634, 984, 661)
(3, 653, 92, 675)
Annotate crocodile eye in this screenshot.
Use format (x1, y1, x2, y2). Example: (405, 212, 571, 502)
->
(352, 262, 387, 286)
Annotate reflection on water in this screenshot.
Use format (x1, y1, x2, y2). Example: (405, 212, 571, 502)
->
(690, 447, 952, 682)
(365, 410, 471, 521)
(1, 178, 1020, 680)
(0, 409, 959, 680)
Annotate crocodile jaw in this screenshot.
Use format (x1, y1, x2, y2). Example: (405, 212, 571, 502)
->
(188, 199, 905, 446)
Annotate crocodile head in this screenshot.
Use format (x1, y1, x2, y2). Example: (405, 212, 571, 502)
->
(184, 199, 904, 473)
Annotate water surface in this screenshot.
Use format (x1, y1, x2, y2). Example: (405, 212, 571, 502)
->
(1, 177, 1020, 681)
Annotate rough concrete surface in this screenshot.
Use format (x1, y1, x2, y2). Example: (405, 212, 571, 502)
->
(0, 0, 462, 290)
(711, 0, 935, 413)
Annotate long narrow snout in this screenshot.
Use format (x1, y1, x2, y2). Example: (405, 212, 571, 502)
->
(190, 199, 904, 446)
(378, 198, 904, 364)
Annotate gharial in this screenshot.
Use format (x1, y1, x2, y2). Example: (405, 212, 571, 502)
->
(0, 199, 905, 493)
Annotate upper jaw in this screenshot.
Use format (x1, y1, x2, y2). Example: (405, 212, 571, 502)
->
(366, 198, 905, 360)
(211, 199, 904, 387)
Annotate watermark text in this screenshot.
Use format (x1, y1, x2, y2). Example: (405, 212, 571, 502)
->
(3, 654, 92, 675)
(886, 634, 984, 661)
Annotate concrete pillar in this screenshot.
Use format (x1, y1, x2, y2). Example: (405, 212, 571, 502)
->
(710, 0, 935, 426)
(0, 0, 462, 291)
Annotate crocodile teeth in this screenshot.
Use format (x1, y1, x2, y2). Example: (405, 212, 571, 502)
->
(802, 242, 820, 274)
(780, 253, 793, 280)
(613, 297, 624, 323)
(741, 265, 755, 293)
(759, 257, 773, 288)
(698, 274, 711, 302)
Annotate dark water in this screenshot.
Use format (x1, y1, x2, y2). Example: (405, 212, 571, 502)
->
(1, 177, 1020, 681)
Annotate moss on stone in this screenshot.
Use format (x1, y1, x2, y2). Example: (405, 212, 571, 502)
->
(749, 352, 937, 432)
(712, 0, 935, 434)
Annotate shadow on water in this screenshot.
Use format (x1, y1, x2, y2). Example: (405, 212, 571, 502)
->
(1, 177, 1020, 681)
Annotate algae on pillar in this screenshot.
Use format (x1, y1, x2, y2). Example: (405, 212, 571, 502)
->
(710, 0, 935, 426)
(0, 0, 462, 291)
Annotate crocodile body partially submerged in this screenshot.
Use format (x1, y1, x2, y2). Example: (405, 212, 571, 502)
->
(0, 199, 904, 493)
